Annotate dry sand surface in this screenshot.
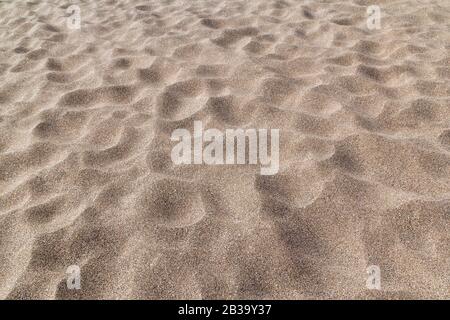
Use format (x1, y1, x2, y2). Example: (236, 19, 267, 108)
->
(0, 0, 449, 299)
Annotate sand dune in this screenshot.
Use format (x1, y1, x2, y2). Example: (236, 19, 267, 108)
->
(0, 0, 449, 299)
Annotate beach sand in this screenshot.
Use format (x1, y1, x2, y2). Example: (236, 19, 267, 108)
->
(0, 0, 449, 299)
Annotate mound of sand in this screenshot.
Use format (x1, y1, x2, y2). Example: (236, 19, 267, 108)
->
(0, 0, 449, 299)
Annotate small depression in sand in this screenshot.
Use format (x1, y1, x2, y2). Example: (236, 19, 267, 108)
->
(136, 178, 206, 228)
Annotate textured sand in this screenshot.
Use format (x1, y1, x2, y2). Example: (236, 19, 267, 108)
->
(0, 0, 449, 299)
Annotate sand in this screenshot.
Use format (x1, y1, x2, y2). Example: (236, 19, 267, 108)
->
(0, 0, 449, 300)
